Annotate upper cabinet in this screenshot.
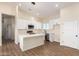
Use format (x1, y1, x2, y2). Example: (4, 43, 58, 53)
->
(16, 18, 42, 29)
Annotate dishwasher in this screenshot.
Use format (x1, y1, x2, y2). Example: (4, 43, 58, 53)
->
(45, 33, 54, 42)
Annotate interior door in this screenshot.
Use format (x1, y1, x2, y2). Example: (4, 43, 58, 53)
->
(61, 21, 79, 49)
(2, 15, 15, 40)
(2, 17, 11, 40)
(77, 21, 79, 49)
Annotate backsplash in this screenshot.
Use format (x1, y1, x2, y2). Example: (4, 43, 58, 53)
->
(18, 29, 45, 35)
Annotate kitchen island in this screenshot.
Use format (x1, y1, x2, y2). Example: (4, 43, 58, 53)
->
(18, 34, 45, 51)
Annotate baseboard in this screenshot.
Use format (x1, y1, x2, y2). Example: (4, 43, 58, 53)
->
(60, 43, 79, 50)
(54, 40, 60, 43)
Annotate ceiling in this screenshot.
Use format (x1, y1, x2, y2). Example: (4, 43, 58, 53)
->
(18, 2, 77, 19)
(2, 2, 78, 22)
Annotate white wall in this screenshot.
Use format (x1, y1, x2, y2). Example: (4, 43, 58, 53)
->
(60, 4, 79, 21)
(60, 4, 79, 45)
(0, 3, 16, 15)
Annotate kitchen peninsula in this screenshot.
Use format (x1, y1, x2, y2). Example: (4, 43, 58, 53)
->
(18, 30, 45, 51)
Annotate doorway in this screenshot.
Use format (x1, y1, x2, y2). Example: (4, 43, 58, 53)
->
(2, 14, 15, 44)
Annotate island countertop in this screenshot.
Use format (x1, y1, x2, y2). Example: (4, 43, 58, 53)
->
(18, 33, 45, 38)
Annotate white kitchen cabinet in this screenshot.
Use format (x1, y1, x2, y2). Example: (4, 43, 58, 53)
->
(19, 34, 45, 51)
(60, 20, 79, 50)
(49, 33, 55, 42)
(16, 19, 42, 29)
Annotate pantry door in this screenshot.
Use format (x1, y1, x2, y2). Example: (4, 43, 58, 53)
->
(61, 21, 79, 49)
(77, 21, 79, 49)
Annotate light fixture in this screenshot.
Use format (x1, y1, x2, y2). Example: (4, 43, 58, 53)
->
(31, 2, 36, 5)
(56, 4, 58, 7)
(31, 17, 34, 20)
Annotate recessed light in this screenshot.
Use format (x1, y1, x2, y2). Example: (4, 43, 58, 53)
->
(18, 3, 22, 7)
(31, 17, 34, 20)
(56, 4, 58, 7)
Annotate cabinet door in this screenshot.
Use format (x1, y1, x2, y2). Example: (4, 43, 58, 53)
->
(61, 21, 79, 49)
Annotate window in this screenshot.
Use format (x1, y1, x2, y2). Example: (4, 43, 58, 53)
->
(42, 23, 49, 29)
